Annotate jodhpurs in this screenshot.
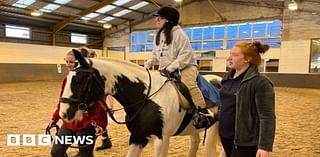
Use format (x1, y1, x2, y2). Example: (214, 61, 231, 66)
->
(181, 65, 206, 108)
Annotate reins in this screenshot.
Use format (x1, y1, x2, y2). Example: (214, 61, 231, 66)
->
(104, 69, 170, 124)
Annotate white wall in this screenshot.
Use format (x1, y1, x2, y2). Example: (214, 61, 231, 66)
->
(279, 40, 311, 73)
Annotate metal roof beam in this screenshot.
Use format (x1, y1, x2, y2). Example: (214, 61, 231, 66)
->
(110, 3, 148, 15)
(142, 0, 161, 8)
(101, 13, 133, 21)
(208, 0, 226, 22)
(52, 0, 116, 33)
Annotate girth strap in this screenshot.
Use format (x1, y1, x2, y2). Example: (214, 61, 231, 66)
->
(173, 108, 195, 136)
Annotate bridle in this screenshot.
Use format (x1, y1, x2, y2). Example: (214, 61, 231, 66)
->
(60, 64, 105, 113)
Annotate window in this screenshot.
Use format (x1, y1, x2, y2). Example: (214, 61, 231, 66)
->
(12, 0, 36, 8)
(310, 39, 320, 73)
(203, 41, 223, 50)
(5, 25, 30, 39)
(225, 21, 281, 49)
(191, 42, 202, 50)
(192, 27, 203, 40)
(214, 25, 225, 39)
(131, 45, 145, 52)
(183, 28, 192, 39)
(227, 24, 238, 38)
(40, 4, 61, 13)
(131, 32, 138, 44)
(130, 31, 155, 52)
(146, 44, 153, 52)
(108, 47, 125, 51)
(239, 23, 252, 38)
(130, 20, 282, 53)
(203, 26, 214, 40)
(252, 22, 266, 37)
(71, 33, 87, 44)
(259, 59, 279, 72)
(226, 39, 251, 49)
(267, 20, 281, 37)
(265, 59, 279, 72)
(138, 32, 146, 43)
(146, 31, 155, 42)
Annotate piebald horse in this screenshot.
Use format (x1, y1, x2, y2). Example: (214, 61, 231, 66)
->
(59, 49, 224, 157)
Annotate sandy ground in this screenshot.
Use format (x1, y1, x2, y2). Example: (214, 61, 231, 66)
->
(0, 80, 319, 157)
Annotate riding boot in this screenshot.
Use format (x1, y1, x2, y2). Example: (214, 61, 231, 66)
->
(95, 131, 112, 151)
(192, 107, 219, 129)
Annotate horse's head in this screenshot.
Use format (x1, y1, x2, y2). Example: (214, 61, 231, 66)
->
(59, 49, 106, 121)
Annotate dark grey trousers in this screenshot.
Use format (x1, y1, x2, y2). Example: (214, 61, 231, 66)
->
(51, 125, 96, 157)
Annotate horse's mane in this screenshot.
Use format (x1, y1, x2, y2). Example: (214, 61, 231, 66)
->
(90, 58, 164, 95)
(94, 57, 147, 73)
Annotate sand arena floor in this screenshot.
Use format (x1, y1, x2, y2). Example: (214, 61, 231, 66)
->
(0, 80, 319, 157)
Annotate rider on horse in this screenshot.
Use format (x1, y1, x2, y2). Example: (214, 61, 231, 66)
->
(144, 6, 215, 129)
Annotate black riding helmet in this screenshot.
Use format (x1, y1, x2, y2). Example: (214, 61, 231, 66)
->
(154, 6, 180, 26)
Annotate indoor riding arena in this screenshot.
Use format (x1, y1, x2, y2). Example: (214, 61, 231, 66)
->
(0, 0, 319, 157)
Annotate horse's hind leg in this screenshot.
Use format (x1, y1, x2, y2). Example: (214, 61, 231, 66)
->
(152, 135, 170, 157)
(188, 133, 200, 157)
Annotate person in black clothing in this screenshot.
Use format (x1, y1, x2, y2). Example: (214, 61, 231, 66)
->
(219, 41, 276, 157)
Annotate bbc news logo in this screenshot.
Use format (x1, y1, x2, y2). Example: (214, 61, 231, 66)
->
(7, 134, 94, 146)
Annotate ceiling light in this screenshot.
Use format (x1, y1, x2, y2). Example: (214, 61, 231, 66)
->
(174, 0, 183, 2)
(103, 23, 112, 29)
(31, 10, 43, 16)
(288, 0, 298, 11)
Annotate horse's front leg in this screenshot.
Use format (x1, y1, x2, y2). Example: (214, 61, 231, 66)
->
(127, 143, 143, 157)
(152, 135, 170, 157)
(127, 135, 148, 157)
(188, 133, 200, 157)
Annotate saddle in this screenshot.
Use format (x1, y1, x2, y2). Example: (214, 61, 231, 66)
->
(160, 69, 221, 110)
(159, 69, 220, 133)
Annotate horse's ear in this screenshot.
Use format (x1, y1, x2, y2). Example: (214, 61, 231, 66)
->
(72, 49, 89, 69)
